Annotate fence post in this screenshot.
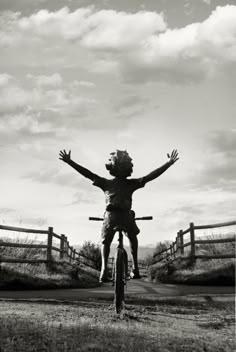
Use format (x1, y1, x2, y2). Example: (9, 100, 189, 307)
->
(47, 227, 53, 267)
(179, 230, 184, 256)
(60, 234, 65, 260)
(190, 222, 196, 258)
(73, 249, 76, 261)
(69, 247, 72, 263)
(176, 232, 180, 257)
(64, 236, 68, 261)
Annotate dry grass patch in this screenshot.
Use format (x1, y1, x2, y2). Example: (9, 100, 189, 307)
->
(0, 300, 234, 352)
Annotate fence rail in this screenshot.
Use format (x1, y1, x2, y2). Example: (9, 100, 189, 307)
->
(0, 224, 90, 268)
(152, 220, 236, 265)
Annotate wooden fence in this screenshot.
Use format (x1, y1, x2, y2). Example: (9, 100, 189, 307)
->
(0, 224, 147, 272)
(152, 220, 236, 265)
(0, 224, 90, 268)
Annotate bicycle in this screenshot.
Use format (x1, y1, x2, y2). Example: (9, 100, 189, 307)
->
(89, 215, 152, 314)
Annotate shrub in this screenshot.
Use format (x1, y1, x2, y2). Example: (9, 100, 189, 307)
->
(78, 241, 101, 271)
(152, 240, 172, 262)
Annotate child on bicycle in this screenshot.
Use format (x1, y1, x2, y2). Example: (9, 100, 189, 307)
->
(59, 148, 179, 282)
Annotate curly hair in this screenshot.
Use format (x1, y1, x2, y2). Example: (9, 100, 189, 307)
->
(105, 150, 133, 178)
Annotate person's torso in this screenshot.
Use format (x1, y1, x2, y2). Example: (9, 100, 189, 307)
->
(103, 178, 135, 211)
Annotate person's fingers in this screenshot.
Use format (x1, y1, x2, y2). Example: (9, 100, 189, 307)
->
(173, 157, 179, 163)
(172, 149, 177, 157)
(172, 150, 178, 159)
(174, 153, 178, 160)
(167, 153, 170, 158)
(69, 150, 71, 156)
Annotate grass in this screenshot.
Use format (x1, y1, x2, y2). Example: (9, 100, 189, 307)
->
(149, 260, 235, 286)
(0, 262, 99, 290)
(0, 299, 234, 352)
(0, 235, 100, 289)
(149, 234, 235, 285)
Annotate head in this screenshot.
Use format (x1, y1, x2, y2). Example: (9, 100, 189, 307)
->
(105, 150, 133, 178)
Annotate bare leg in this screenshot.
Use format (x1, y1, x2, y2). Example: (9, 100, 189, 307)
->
(129, 236, 140, 278)
(100, 243, 110, 282)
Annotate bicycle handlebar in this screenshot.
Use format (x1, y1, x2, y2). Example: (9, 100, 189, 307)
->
(135, 216, 153, 220)
(89, 216, 153, 221)
(89, 217, 104, 221)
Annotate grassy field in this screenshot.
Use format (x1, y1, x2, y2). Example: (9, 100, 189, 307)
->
(0, 262, 99, 290)
(0, 299, 234, 352)
(149, 234, 235, 285)
(148, 259, 235, 285)
(0, 235, 100, 289)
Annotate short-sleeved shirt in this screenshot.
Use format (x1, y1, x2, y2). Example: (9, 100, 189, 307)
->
(93, 176, 146, 211)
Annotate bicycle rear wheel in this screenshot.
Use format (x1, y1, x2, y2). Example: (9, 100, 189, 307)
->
(114, 248, 127, 314)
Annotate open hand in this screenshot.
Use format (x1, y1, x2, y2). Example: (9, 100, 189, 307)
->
(59, 149, 71, 163)
(167, 149, 179, 165)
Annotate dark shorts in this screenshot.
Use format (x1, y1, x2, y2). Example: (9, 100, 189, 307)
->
(101, 210, 140, 245)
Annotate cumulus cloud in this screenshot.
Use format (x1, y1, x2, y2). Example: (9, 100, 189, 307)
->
(0, 72, 102, 152)
(0, 6, 235, 83)
(16, 7, 166, 49)
(123, 5, 236, 83)
(0, 73, 97, 123)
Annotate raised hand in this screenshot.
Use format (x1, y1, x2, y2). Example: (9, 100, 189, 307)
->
(59, 149, 71, 163)
(167, 149, 179, 165)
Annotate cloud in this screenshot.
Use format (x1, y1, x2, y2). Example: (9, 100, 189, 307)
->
(0, 73, 13, 86)
(194, 130, 236, 191)
(112, 94, 149, 119)
(71, 80, 96, 88)
(209, 130, 236, 156)
(23, 165, 101, 207)
(202, 0, 211, 5)
(122, 5, 236, 83)
(16, 7, 166, 49)
(0, 6, 236, 84)
(0, 73, 98, 139)
(24, 167, 81, 187)
(27, 73, 62, 87)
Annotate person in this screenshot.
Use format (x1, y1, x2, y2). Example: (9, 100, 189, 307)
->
(59, 149, 179, 282)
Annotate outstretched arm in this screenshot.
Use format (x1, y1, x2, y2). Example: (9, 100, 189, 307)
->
(59, 149, 99, 181)
(143, 149, 179, 184)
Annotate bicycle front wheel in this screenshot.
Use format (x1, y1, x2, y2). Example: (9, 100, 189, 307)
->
(114, 248, 127, 314)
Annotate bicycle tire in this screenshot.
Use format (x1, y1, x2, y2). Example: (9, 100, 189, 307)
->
(114, 248, 127, 314)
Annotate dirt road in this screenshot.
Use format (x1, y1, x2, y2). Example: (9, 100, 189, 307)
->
(0, 279, 234, 302)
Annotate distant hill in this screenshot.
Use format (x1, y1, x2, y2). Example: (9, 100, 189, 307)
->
(110, 244, 155, 260)
(73, 243, 155, 260)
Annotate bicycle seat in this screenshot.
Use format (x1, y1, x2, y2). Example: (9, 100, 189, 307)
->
(113, 225, 127, 232)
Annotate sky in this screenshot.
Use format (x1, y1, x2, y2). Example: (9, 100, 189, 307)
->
(0, 0, 235, 247)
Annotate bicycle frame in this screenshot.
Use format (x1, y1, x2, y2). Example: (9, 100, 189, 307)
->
(112, 227, 128, 313)
(89, 215, 153, 313)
